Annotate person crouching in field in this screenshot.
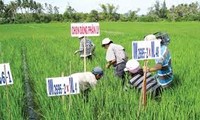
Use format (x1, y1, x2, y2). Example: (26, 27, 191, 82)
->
(102, 38, 128, 87)
(74, 35, 96, 60)
(124, 59, 161, 97)
(143, 32, 173, 88)
(70, 66, 103, 101)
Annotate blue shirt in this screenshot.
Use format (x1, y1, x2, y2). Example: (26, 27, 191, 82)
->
(155, 45, 173, 86)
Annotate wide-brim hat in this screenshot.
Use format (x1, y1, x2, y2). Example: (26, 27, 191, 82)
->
(144, 34, 156, 41)
(124, 59, 140, 74)
(78, 35, 84, 39)
(102, 38, 112, 46)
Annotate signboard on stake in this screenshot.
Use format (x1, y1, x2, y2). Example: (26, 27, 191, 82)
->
(0, 63, 13, 86)
(46, 76, 80, 97)
(132, 40, 161, 60)
(132, 40, 161, 107)
(71, 22, 100, 37)
(71, 22, 100, 72)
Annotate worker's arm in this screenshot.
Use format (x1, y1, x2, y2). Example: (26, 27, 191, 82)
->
(143, 63, 162, 73)
(74, 40, 84, 55)
(106, 60, 116, 68)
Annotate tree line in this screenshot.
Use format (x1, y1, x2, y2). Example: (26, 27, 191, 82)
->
(0, 0, 200, 24)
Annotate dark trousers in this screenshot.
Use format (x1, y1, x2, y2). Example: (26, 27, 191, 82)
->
(114, 62, 126, 87)
(80, 55, 93, 60)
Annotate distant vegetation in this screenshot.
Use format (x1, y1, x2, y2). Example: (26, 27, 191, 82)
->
(0, 0, 200, 24)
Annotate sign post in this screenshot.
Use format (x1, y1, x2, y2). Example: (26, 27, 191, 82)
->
(46, 74, 80, 119)
(83, 37, 86, 72)
(61, 72, 65, 105)
(0, 63, 13, 86)
(46, 76, 80, 97)
(71, 22, 100, 72)
(142, 60, 148, 106)
(132, 40, 161, 107)
(0, 63, 13, 120)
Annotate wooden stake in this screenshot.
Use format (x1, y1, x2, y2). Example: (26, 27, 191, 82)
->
(83, 37, 86, 72)
(69, 61, 71, 74)
(0, 42, 3, 63)
(68, 61, 72, 111)
(61, 72, 65, 105)
(137, 60, 148, 118)
(4, 64, 11, 119)
(142, 60, 148, 106)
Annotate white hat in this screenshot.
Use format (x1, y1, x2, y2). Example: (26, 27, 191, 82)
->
(144, 34, 156, 41)
(124, 59, 140, 74)
(78, 35, 84, 39)
(102, 38, 112, 45)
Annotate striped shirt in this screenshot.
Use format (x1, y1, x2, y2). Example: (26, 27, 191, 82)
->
(155, 45, 173, 86)
(128, 71, 160, 93)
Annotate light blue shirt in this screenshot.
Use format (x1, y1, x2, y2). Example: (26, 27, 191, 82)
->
(155, 45, 173, 86)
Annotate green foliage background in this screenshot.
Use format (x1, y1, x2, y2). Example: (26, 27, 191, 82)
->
(0, 22, 200, 119)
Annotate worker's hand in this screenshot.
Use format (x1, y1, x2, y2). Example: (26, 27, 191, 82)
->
(143, 66, 149, 73)
(106, 63, 110, 69)
(74, 50, 79, 55)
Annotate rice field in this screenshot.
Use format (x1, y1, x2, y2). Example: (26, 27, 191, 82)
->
(0, 22, 200, 120)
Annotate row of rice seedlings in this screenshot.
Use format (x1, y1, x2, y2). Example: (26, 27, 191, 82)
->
(0, 37, 24, 119)
(1, 22, 200, 119)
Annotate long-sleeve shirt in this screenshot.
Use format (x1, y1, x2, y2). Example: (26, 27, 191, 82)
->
(106, 43, 127, 65)
(155, 45, 173, 86)
(79, 38, 95, 57)
(128, 71, 161, 93)
(70, 72, 97, 92)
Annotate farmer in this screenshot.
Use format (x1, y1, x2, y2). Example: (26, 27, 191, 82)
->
(70, 66, 103, 101)
(124, 59, 161, 97)
(143, 32, 173, 88)
(74, 35, 96, 60)
(102, 37, 128, 87)
(70, 66, 103, 92)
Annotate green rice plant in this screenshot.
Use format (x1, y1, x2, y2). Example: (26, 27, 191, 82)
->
(0, 22, 200, 120)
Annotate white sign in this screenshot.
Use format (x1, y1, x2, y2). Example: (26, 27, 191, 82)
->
(132, 40, 161, 60)
(0, 63, 13, 86)
(71, 22, 100, 37)
(46, 76, 80, 97)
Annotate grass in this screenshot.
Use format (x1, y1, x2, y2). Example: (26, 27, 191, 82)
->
(0, 22, 200, 119)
